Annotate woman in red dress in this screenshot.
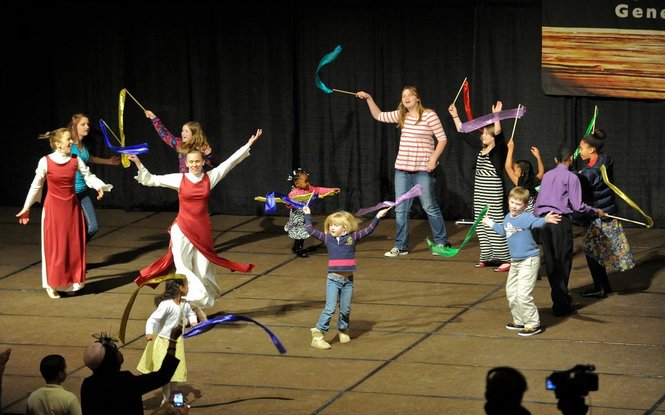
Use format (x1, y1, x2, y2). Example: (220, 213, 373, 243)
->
(17, 128, 112, 299)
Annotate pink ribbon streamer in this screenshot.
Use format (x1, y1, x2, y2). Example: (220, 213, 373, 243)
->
(355, 184, 423, 217)
(459, 106, 527, 133)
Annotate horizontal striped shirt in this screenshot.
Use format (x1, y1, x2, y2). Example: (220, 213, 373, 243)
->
(378, 110, 447, 171)
(305, 214, 380, 273)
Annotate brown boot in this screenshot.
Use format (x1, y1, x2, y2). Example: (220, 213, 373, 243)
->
(310, 328, 331, 349)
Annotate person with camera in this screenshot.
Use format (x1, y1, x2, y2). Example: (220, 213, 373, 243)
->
(80, 325, 183, 415)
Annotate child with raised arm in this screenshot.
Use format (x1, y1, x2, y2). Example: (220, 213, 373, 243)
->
(482, 187, 561, 336)
(137, 277, 198, 405)
(304, 205, 390, 349)
(145, 110, 218, 173)
(284, 168, 340, 258)
(505, 138, 544, 212)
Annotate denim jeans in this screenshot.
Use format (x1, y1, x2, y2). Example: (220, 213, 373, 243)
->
(315, 273, 354, 333)
(77, 192, 99, 241)
(394, 170, 447, 250)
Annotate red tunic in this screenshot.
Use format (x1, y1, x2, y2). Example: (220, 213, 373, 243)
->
(136, 173, 254, 286)
(43, 156, 86, 288)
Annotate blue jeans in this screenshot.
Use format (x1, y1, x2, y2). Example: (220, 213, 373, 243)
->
(394, 170, 447, 250)
(77, 192, 99, 242)
(315, 273, 353, 333)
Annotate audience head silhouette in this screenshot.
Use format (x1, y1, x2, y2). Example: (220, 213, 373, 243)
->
(485, 366, 531, 415)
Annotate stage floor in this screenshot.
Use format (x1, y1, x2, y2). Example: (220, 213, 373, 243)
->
(1, 207, 664, 414)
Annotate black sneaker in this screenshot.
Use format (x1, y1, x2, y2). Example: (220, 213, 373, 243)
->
(518, 326, 542, 336)
(505, 323, 525, 330)
(553, 307, 577, 317)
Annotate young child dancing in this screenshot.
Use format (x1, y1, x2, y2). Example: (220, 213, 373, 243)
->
(576, 129, 634, 298)
(304, 205, 390, 349)
(505, 138, 544, 212)
(145, 110, 218, 173)
(284, 168, 340, 258)
(482, 187, 561, 336)
(137, 277, 198, 404)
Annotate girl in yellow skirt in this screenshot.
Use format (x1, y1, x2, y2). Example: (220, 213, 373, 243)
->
(138, 277, 199, 404)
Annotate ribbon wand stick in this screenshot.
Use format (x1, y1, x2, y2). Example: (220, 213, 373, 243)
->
(605, 214, 649, 227)
(123, 89, 147, 112)
(509, 104, 522, 140)
(305, 191, 315, 208)
(101, 119, 124, 146)
(452, 77, 467, 106)
(332, 88, 356, 96)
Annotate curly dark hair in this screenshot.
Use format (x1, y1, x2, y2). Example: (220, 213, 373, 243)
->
(287, 167, 308, 185)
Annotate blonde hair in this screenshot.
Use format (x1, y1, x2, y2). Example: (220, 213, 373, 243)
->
(178, 121, 211, 154)
(508, 187, 530, 204)
(38, 128, 70, 150)
(323, 211, 360, 234)
(396, 86, 428, 129)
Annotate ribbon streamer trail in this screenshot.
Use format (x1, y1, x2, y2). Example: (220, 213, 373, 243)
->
(354, 184, 423, 217)
(601, 165, 653, 228)
(459, 107, 527, 133)
(428, 205, 489, 257)
(99, 119, 149, 155)
(183, 314, 287, 354)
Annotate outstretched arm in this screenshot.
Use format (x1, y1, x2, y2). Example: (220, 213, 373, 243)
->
(531, 146, 544, 181)
(492, 100, 502, 135)
(448, 104, 462, 132)
(89, 155, 121, 166)
(356, 91, 382, 120)
(505, 139, 519, 185)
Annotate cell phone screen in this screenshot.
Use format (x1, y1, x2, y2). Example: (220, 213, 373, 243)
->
(545, 378, 556, 390)
(172, 392, 185, 407)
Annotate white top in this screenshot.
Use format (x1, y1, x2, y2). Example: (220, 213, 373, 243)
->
(22, 152, 113, 210)
(134, 144, 251, 189)
(145, 299, 197, 339)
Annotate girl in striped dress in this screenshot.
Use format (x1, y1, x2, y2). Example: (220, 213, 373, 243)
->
(449, 101, 511, 272)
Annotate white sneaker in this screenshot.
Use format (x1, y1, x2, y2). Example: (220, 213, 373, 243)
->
(310, 328, 332, 349)
(384, 247, 408, 257)
(338, 331, 351, 343)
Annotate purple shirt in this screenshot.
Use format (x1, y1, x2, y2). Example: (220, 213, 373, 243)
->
(533, 164, 597, 217)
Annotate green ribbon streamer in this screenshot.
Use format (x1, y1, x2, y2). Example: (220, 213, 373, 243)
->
(428, 205, 489, 257)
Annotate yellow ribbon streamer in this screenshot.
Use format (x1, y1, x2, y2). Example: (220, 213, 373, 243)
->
(118, 273, 186, 344)
(118, 89, 130, 167)
(601, 164, 653, 228)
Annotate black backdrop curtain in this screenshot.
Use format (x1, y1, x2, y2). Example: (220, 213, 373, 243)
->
(3, 0, 663, 226)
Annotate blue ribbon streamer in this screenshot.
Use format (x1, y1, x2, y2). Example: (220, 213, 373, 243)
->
(264, 192, 319, 214)
(99, 119, 149, 155)
(315, 45, 343, 94)
(182, 314, 287, 354)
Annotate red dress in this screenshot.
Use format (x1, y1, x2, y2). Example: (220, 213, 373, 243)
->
(136, 173, 254, 288)
(42, 156, 87, 289)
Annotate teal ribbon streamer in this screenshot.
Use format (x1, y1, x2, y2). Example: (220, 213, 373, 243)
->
(315, 45, 343, 94)
(183, 314, 286, 354)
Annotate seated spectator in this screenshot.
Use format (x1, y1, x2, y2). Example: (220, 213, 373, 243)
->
(485, 366, 531, 415)
(0, 348, 11, 414)
(26, 354, 81, 415)
(80, 326, 182, 415)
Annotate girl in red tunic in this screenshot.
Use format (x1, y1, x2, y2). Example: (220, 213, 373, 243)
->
(17, 128, 112, 299)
